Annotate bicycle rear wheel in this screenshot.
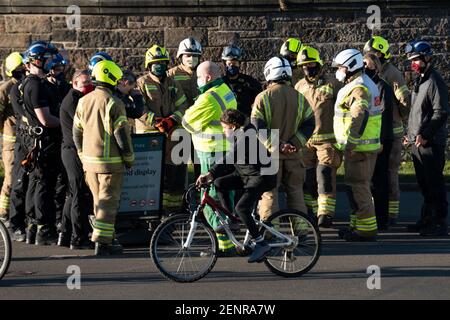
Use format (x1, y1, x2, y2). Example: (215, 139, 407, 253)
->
(150, 214, 218, 283)
(263, 209, 321, 277)
(0, 220, 12, 280)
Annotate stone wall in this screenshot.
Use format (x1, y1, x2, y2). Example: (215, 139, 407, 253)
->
(0, 1, 448, 86)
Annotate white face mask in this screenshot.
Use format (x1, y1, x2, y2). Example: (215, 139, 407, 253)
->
(197, 77, 206, 88)
(335, 70, 347, 83)
(184, 56, 199, 69)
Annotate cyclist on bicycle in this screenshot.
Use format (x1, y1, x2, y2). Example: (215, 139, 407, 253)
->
(196, 109, 277, 263)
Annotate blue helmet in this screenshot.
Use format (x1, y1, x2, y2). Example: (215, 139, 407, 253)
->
(46, 53, 67, 71)
(405, 41, 433, 60)
(24, 41, 59, 72)
(88, 52, 112, 71)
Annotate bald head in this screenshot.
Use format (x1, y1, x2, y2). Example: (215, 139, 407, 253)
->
(196, 61, 221, 87)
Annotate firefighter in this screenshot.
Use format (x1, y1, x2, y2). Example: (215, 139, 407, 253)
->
(73, 60, 134, 255)
(182, 61, 237, 256)
(8, 66, 30, 241)
(20, 41, 61, 245)
(168, 37, 203, 180)
(280, 38, 303, 85)
(220, 44, 262, 118)
(251, 56, 315, 221)
(88, 51, 112, 74)
(59, 69, 95, 249)
(136, 45, 189, 194)
(404, 41, 449, 236)
(332, 49, 381, 242)
(0, 52, 24, 233)
(294, 46, 342, 228)
(364, 53, 396, 231)
(168, 37, 202, 106)
(363, 36, 411, 225)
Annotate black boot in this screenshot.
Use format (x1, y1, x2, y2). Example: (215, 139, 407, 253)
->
(95, 240, 123, 256)
(57, 233, 71, 247)
(318, 215, 333, 228)
(35, 225, 57, 246)
(26, 224, 37, 245)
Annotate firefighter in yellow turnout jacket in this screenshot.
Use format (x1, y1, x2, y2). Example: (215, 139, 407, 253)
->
(136, 45, 189, 193)
(252, 57, 315, 221)
(332, 49, 381, 241)
(364, 36, 411, 225)
(182, 61, 237, 254)
(73, 60, 134, 256)
(0, 52, 24, 220)
(294, 46, 342, 228)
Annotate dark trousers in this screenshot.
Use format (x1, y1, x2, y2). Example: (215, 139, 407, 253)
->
(214, 172, 265, 239)
(411, 144, 448, 225)
(9, 132, 30, 231)
(26, 137, 61, 230)
(372, 140, 393, 227)
(61, 145, 92, 241)
(55, 169, 68, 228)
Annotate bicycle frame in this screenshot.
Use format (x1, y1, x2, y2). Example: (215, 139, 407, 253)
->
(183, 186, 294, 251)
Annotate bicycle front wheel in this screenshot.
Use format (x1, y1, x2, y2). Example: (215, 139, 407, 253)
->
(150, 214, 218, 283)
(0, 220, 12, 280)
(263, 209, 321, 277)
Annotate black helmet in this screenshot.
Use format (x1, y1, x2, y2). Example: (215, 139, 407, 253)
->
(221, 45, 242, 61)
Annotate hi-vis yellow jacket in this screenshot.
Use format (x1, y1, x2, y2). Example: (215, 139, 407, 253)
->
(333, 72, 382, 153)
(182, 79, 237, 153)
(73, 86, 134, 173)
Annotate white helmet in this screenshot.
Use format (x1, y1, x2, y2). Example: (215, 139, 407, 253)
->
(263, 56, 292, 82)
(332, 48, 364, 72)
(176, 37, 202, 58)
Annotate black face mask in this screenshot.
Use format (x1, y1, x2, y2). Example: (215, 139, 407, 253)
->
(226, 65, 239, 77)
(304, 65, 320, 79)
(365, 68, 377, 79)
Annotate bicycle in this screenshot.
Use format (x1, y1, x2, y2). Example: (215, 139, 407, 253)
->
(0, 219, 12, 280)
(150, 184, 321, 282)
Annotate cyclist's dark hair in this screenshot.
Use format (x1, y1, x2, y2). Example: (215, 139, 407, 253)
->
(220, 109, 246, 128)
(122, 70, 137, 84)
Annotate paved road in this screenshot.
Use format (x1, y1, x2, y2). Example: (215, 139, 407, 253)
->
(1, 223, 449, 300)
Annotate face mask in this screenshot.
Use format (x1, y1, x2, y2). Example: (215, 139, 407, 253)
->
(197, 78, 206, 88)
(335, 70, 347, 83)
(304, 65, 320, 79)
(151, 64, 167, 77)
(80, 83, 95, 95)
(411, 60, 424, 74)
(184, 56, 199, 69)
(54, 72, 65, 82)
(364, 68, 377, 79)
(226, 65, 239, 77)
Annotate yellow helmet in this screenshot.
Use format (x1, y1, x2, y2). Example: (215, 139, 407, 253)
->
(363, 36, 392, 60)
(5, 52, 24, 77)
(280, 38, 302, 56)
(92, 60, 123, 86)
(145, 45, 170, 68)
(297, 46, 323, 66)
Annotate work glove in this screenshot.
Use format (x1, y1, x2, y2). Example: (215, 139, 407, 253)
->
(155, 116, 177, 137)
